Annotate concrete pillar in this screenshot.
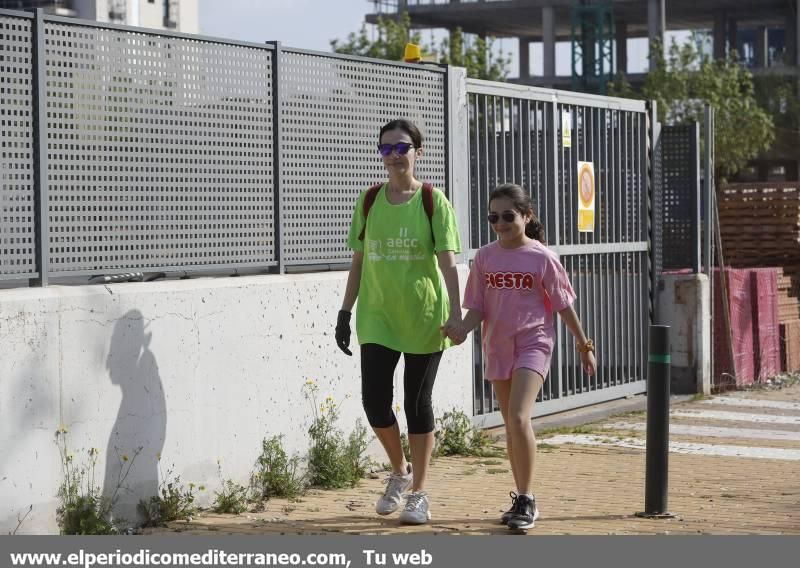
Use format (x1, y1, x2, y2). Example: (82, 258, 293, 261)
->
(786, 2, 799, 65)
(788, 160, 799, 182)
(519, 37, 531, 79)
(754, 26, 768, 67)
(713, 11, 726, 59)
(542, 5, 555, 78)
(616, 19, 628, 74)
(647, 0, 665, 70)
(397, 0, 408, 23)
(728, 18, 738, 57)
(794, 0, 800, 65)
(657, 274, 712, 395)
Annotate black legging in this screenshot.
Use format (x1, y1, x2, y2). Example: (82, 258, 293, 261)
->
(360, 343, 443, 434)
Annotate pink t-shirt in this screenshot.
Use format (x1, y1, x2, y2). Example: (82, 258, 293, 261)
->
(463, 240, 576, 379)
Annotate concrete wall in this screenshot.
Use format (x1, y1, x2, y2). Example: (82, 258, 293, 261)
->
(0, 268, 473, 534)
(657, 273, 711, 395)
(177, 0, 199, 34)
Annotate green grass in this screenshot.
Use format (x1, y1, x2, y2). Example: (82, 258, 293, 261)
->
(537, 424, 597, 438)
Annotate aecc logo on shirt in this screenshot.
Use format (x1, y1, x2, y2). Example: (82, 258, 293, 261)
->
(485, 272, 535, 290)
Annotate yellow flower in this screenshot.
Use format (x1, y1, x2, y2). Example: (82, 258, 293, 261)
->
(121, 454, 129, 462)
(88, 448, 99, 456)
(156, 452, 161, 461)
(189, 482, 195, 489)
(305, 379, 315, 385)
(395, 404, 401, 413)
(199, 485, 206, 491)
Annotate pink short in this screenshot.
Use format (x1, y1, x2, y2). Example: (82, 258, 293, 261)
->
(484, 331, 553, 382)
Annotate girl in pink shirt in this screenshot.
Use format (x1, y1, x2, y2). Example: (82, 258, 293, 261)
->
(445, 183, 597, 531)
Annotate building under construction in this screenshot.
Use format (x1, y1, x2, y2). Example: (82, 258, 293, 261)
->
(0, 0, 198, 32)
(368, 0, 800, 181)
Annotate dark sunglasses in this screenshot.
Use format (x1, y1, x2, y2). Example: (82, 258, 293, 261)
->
(378, 142, 415, 157)
(487, 211, 518, 224)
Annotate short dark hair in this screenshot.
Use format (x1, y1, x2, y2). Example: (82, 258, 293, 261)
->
(489, 183, 546, 242)
(379, 119, 423, 148)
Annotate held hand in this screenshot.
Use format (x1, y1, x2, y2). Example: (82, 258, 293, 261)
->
(441, 314, 467, 345)
(581, 350, 597, 376)
(335, 310, 353, 356)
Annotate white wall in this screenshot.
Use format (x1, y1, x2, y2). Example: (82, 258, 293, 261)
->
(0, 268, 473, 534)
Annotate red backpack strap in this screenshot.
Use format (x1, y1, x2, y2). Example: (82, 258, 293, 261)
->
(357, 183, 384, 241)
(422, 183, 435, 247)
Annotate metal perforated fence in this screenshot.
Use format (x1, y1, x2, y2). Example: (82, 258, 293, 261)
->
(466, 81, 652, 422)
(660, 123, 700, 272)
(0, 9, 447, 282)
(0, 13, 36, 280)
(44, 19, 276, 276)
(278, 48, 446, 265)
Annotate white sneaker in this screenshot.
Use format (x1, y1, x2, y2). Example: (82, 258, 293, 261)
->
(398, 491, 431, 524)
(375, 464, 412, 515)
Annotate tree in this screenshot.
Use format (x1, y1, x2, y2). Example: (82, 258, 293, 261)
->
(611, 35, 775, 181)
(438, 27, 510, 82)
(330, 12, 424, 62)
(330, 14, 509, 81)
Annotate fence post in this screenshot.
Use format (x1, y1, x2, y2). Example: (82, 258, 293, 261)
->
(704, 105, 715, 389)
(267, 40, 284, 274)
(549, 97, 564, 401)
(647, 100, 660, 324)
(30, 8, 48, 287)
(446, 65, 470, 264)
(636, 324, 675, 518)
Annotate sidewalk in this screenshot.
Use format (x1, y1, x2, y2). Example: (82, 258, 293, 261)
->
(151, 383, 800, 535)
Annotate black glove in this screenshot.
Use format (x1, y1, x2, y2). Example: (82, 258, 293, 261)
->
(335, 309, 353, 356)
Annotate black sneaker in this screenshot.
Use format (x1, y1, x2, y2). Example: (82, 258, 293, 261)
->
(507, 494, 540, 530)
(500, 491, 518, 525)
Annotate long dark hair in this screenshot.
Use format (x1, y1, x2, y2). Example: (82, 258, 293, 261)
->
(489, 183, 546, 242)
(379, 119, 423, 148)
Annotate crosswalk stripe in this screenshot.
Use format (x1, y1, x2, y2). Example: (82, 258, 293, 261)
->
(606, 422, 800, 442)
(542, 434, 800, 460)
(671, 409, 800, 425)
(700, 397, 800, 412)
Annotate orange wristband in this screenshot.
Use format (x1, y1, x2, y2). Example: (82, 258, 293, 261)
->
(577, 339, 594, 353)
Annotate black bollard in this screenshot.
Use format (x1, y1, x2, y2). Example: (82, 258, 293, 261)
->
(636, 325, 675, 519)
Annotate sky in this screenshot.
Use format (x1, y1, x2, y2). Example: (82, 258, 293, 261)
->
(199, 0, 373, 53)
(198, 0, 665, 78)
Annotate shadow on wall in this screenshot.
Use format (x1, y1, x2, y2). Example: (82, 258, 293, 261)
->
(104, 310, 166, 525)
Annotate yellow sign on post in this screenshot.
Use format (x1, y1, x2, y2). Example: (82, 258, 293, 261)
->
(562, 111, 572, 148)
(577, 161, 595, 233)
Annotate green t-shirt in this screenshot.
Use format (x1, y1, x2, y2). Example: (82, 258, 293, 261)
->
(347, 184, 462, 354)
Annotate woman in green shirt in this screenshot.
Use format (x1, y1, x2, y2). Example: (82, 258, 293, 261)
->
(335, 119, 462, 525)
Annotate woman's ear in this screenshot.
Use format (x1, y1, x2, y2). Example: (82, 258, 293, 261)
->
(415, 147, 424, 159)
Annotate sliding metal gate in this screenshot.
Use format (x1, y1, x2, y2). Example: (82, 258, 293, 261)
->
(466, 81, 654, 424)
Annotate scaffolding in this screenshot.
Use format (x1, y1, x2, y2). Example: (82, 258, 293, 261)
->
(570, 0, 615, 94)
